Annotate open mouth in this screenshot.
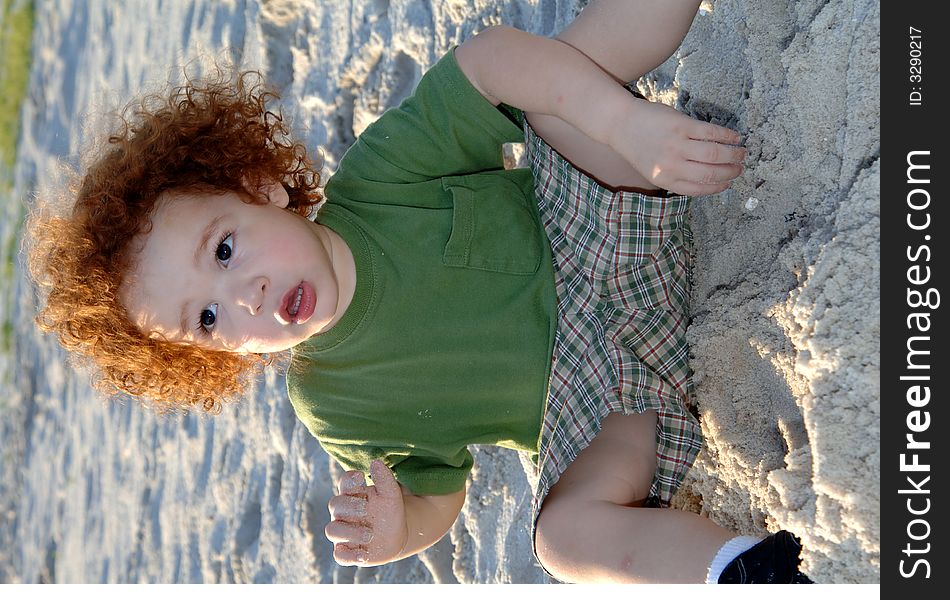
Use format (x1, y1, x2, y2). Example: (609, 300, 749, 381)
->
(279, 281, 316, 324)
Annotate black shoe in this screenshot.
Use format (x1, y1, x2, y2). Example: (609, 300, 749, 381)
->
(718, 531, 814, 584)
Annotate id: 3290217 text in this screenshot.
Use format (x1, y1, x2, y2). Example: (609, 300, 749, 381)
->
(909, 26, 922, 106)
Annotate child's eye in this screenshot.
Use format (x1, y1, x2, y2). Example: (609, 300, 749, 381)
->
(215, 233, 233, 265)
(198, 303, 218, 335)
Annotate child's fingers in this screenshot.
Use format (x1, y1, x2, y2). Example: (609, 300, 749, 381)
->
(683, 139, 747, 165)
(329, 493, 368, 520)
(689, 121, 743, 146)
(369, 459, 401, 499)
(333, 543, 368, 566)
(325, 519, 374, 545)
(338, 484, 373, 501)
(338, 470, 367, 494)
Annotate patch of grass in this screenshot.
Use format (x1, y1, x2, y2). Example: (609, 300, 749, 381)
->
(3, 200, 21, 270)
(1, 321, 12, 354)
(0, 0, 34, 358)
(0, 0, 35, 178)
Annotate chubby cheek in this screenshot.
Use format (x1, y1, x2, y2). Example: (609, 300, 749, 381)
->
(267, 233, 300, 257)
(269, 234, 317, 274)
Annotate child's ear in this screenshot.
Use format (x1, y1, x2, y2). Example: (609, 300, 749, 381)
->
(243, 177, 289, 209)
(261, 179, 290, 209)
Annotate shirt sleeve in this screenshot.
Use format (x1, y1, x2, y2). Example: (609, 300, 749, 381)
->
(320, 441, 473, 497)
(330, 47, 526, 185)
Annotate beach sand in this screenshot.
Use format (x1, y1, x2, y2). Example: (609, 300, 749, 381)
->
(0, 0, 879, 583)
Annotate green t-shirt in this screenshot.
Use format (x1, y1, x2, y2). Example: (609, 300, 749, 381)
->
(287, 49, 558, 496)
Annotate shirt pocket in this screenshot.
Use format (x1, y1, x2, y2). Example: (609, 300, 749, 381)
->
(441, 174, 542, 275)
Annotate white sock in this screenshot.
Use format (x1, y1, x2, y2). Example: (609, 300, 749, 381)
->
(705, 535, 764, 584)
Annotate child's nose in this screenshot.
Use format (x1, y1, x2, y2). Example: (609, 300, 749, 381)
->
(235, 276, 268, 316)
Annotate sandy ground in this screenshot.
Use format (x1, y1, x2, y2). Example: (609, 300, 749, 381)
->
(0, 0, 879, 584)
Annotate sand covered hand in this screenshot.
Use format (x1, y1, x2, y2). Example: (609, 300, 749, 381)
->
(615, 99, 747, 196)
(325, 460, 408, 566)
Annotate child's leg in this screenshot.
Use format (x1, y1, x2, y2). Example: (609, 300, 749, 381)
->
(534, 411, 734, 584)
(524, 0, 702, 190)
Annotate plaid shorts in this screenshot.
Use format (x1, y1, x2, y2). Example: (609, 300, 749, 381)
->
(523, 122, 703, 571)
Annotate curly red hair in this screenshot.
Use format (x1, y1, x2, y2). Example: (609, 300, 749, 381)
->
(26, 69, 323, 413)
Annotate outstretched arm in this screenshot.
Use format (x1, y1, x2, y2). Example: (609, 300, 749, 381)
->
(456, 3, 744, 195)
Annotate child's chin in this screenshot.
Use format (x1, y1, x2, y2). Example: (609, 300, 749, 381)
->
(239, 339, 300, 355)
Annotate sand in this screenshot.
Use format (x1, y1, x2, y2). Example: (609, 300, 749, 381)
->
(0, 0, 879, 584)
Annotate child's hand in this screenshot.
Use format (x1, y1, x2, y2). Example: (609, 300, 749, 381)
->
(615, 99, 747, 196)
(325, 459, 409, 566)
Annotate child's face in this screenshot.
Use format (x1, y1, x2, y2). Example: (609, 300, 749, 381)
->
(120, 184, 353, 354)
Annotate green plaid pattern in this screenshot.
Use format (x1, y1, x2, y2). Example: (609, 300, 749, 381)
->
(523, 123, 703, 562)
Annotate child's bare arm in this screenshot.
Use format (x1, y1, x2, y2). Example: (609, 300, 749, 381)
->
(555, 0, 702, 84)
(456, 23, 745, 196)
(399, 486, 466, 561)
(326, 460, 465, 566)
(527, 0, 710, 191)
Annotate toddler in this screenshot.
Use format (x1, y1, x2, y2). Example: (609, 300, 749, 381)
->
(28, 0, 812, 584)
